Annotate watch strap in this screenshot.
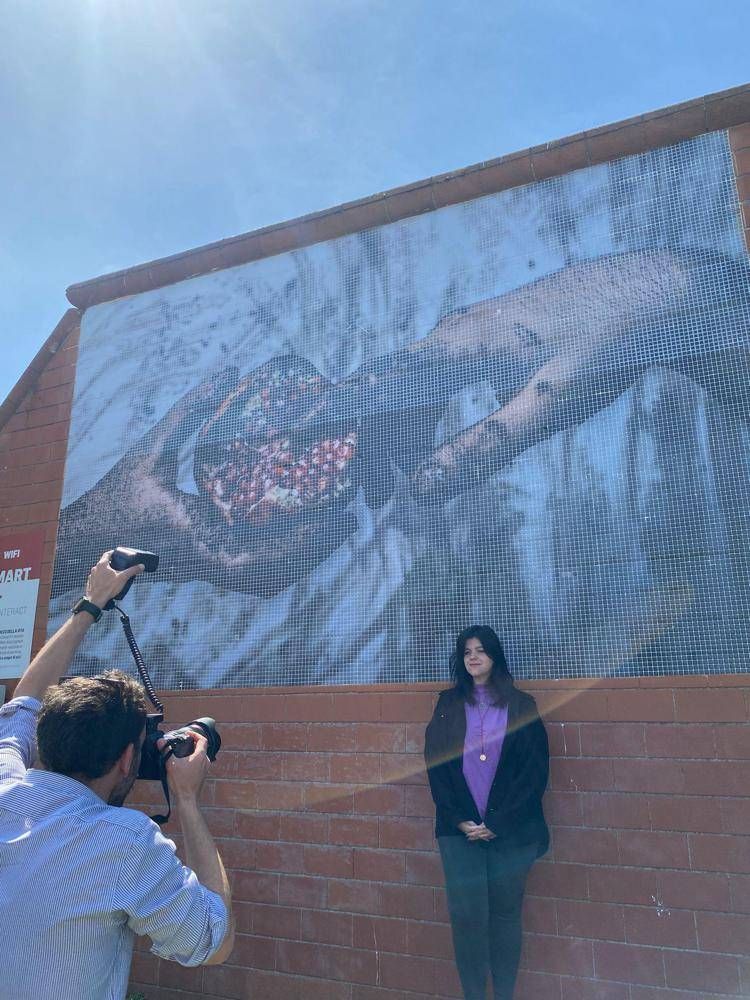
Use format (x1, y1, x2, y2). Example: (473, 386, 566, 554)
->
(71, 597, 103, 623)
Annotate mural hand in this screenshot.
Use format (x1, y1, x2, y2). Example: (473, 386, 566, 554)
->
(412, 418, 514, 502)
(54, 369, 238, 595)
(137, 367, 240, 487)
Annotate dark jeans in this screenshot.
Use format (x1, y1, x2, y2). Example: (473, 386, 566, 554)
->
(438, 836, 536, 1000)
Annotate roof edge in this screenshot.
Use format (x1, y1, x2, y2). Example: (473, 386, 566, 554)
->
(66, 82, 750, 312)
(0, 309, 81, 436)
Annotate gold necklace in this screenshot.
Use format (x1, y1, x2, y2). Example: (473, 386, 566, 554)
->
(477, 695, 492, 762)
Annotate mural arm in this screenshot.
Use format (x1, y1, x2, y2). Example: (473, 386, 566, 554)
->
(411, 350, 630, 499)
(410, 247, 750, 500)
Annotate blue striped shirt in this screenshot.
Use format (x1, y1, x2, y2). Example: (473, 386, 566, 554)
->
(0, 697, 228, 1000)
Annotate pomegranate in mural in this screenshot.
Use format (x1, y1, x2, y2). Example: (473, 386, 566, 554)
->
(195, 358, 360, 529)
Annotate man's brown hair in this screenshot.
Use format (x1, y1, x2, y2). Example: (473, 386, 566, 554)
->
(37, 671, 148, 780)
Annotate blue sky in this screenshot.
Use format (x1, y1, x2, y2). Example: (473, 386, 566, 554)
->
(2, 0, 749, 404)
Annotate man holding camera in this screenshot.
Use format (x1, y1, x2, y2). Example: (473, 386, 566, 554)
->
(0, 550, 235, 1000)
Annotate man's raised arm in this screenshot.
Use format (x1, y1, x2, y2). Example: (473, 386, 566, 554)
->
(13, 551, 144, 702)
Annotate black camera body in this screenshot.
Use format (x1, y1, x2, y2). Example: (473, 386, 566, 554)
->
(105, 546, 159, 610)
(138, 714, 222, 780)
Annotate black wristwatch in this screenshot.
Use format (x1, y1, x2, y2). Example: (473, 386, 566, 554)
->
(71, 597, 104, 623)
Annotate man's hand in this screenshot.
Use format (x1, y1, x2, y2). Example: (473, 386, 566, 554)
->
(84, 550, 144, 610)
(14, 549, 144, 700)
(158, 732, 211, 805)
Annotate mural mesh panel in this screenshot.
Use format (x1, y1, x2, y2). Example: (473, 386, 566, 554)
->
(50, 131, 750, 686)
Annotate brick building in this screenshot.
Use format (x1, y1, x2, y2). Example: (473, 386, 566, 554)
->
(2, 84, 750, 999)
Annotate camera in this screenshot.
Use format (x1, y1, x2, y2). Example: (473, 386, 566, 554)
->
(139, 715, 221, 781)
(106, 546, 159, 609)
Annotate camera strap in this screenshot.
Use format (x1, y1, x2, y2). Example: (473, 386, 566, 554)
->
(115, 605, 164, 714)
(152, 759, 173, 826)
(115, 604, 172, 825)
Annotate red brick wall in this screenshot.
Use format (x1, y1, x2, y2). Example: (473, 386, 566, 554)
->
(120, 677, 750, 1000)
(0, 320, 79, 668)
(1, 107, 750, 1000)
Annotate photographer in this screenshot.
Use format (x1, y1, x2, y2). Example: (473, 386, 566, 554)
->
(0, 550, 235, 1000)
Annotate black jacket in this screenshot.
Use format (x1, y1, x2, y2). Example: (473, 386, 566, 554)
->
(424, 685, 550, 855)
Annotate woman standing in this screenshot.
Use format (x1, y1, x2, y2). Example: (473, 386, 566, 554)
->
(424, 626, 549, 1000)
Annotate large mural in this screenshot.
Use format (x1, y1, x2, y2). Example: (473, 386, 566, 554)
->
(50, 131, 750, 687)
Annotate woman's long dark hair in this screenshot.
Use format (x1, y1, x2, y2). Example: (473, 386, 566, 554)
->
(449, 625, 514, 705)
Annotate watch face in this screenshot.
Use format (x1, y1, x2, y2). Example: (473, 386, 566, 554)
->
(73, 599, 100, 620)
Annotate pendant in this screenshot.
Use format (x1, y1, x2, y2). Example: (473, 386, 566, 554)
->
(479, 753, 487, 762)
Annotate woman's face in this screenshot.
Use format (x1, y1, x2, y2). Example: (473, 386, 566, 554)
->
(463, 637, 493, 686)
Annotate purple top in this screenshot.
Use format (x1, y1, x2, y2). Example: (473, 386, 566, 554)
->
(462, 687, 508, 820)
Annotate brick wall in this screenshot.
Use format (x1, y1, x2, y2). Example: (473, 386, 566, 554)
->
(113, 677, 750, 1000)
(118, 678, 750, 1000)
(0, 316, 79, 667)
(1, 98, 750, 1000)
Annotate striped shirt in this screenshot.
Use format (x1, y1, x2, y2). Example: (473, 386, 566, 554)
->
(0, 697, 228, 1000)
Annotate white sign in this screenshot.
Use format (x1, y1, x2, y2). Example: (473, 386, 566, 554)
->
(0, 532, 44, 679)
